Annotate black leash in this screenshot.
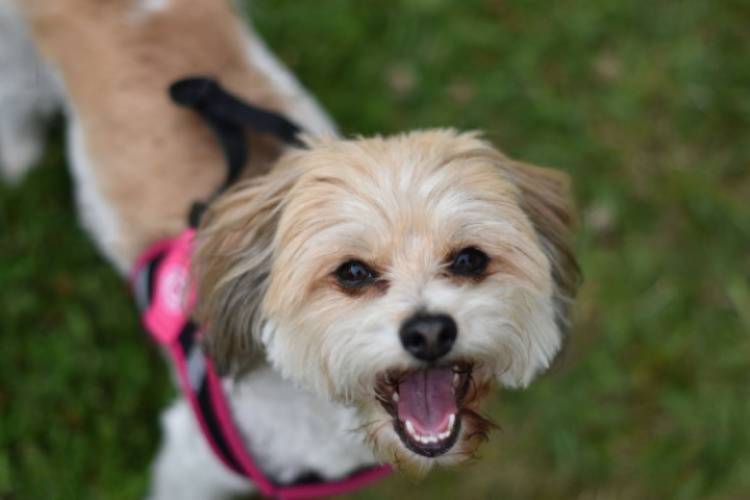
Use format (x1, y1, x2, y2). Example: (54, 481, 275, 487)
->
(169, 77, 305, 227)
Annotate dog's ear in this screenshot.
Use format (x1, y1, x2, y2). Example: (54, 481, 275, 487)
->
(193, 162, 301, 376)
(505, 159, 581, 335)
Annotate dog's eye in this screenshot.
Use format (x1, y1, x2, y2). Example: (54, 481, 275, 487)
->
(335, 260, 377, 288)
(450, 247, 489, 276)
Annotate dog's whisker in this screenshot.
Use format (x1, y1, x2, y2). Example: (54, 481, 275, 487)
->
(348, 418, 391, 435)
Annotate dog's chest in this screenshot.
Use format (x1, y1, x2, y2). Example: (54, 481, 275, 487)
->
(224, 367, 376, 484)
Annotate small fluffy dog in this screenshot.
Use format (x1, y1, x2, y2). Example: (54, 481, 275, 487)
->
(1, 0, 580, 498)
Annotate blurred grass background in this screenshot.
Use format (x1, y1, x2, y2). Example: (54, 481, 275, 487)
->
(1, 0, 749, 498)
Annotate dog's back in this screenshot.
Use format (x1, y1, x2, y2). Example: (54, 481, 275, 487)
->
(1, 0, 335, 271)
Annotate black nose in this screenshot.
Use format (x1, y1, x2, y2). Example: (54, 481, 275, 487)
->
(399, 313, 458, 362)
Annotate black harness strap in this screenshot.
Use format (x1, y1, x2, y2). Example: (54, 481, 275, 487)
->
(131, 79, 391, 496)
(162, 76, 316, 482)
(169, 77, 305, 226)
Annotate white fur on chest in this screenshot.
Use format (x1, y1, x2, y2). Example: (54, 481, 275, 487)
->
(149, 367, 376, 500)
(226, 367, 376, 482)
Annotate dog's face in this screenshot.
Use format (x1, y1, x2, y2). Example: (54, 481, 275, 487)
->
(195, 129, 579, 471)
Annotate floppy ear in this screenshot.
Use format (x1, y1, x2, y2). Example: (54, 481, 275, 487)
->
(193, 161, 301, 375)
(505, 160, 581, 335)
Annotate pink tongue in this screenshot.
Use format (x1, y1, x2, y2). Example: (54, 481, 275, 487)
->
(397, 368, 457, 435)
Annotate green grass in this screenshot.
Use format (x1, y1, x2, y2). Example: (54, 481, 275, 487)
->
(1, 0, 748, 498)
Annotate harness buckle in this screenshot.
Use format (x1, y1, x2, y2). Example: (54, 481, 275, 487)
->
(136, 229, 197, 346)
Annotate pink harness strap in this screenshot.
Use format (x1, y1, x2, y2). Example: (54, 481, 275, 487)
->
(131, 230, 390, 498)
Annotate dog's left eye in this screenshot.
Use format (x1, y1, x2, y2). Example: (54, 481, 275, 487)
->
(450, 247, 489, 276)
(335, 260, 377, 288)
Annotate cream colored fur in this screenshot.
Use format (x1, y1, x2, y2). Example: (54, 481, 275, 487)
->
(195, 130, 580, 473)
(2, 0, 580, 494)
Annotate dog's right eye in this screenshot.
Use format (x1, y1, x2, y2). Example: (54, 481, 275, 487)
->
(335, 260, 377, 288)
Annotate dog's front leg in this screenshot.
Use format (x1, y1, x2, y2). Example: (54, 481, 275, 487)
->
(147, 397, 254, 500)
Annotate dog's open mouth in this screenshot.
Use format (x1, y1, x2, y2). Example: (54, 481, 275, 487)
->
(376, 363, 475, 457)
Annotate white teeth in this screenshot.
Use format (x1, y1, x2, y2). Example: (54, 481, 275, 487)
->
(403, 413, 459, 446)
(392, 392, 399, 402)
(405, 419, 415, 436)
(453, 372, 460, 389)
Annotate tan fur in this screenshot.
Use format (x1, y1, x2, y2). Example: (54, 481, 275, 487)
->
(506, 159, 581, 332)
(196, 130, 579, 371)
(19, 0, 292, 265)
(15, 0, 580, 470)
(194, 129, 580, 469)
(195, 161, 303, 374)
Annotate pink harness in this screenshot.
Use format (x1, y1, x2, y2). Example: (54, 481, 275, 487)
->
(131, 229, 390, 498)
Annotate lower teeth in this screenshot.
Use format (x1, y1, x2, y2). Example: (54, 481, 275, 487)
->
(404, 414, 457, 445)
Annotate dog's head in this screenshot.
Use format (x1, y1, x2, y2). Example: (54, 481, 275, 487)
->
(194, 129, 580, 471)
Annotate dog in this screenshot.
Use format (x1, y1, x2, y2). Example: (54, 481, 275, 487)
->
(1, 0, 580, 498)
